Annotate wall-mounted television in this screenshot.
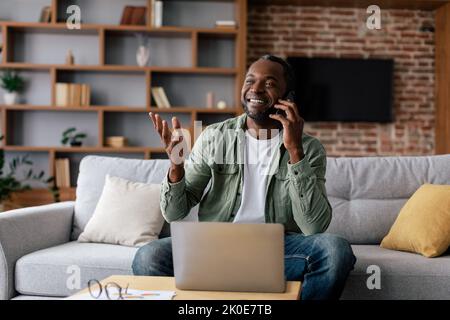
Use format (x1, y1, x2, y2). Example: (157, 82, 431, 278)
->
(286, 57, 394, 122)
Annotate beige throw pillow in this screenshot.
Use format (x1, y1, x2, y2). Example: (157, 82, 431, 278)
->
(78, 175, 164, 247)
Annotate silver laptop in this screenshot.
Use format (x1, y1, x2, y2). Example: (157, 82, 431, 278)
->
(171, 221, 286, 293)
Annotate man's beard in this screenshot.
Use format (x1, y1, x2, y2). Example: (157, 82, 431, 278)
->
(242, 101, 275, 123)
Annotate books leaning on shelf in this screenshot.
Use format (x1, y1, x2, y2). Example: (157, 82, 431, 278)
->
(120, 6, 147, 25)
(150, 0, 163, 28)
(56, 83, 91, 107)
(151, 87, 171, 108)
(215, 20, 237, 28)
(39, 6, 52, 23)
(55, 158, 71, 188)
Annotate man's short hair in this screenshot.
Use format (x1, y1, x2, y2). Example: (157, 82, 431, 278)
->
(257, 54, 296, 95)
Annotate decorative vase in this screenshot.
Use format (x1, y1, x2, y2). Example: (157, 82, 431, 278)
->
(136, 45, 150, 67)
(4, 92, 18, 105)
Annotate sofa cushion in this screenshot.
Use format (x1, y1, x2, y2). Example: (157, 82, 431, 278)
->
(73, 156, 171, 240)
(342, 245, 450, 300)
(380, 184, 450, 258)
(325, 155, 450, 244)
(15, 241, 137, 297)
(78, 175, 165, 247)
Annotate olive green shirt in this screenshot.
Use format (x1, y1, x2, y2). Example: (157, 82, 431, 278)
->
(160, 113, 332, 235)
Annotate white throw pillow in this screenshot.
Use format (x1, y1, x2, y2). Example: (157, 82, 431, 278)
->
(78, 175, 165, 247)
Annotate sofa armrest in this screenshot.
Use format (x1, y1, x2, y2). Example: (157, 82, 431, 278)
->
(0, 201, 74, 300)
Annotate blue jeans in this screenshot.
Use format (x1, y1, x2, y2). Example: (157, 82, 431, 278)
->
(132, 233, 356, 300)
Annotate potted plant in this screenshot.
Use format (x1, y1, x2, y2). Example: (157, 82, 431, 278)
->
(0, 136, 59, 211)
(1, 70, 25, 105)
(61, 127, 87, 147)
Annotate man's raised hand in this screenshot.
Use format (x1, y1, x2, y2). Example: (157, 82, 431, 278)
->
(149, 112, 186, 167)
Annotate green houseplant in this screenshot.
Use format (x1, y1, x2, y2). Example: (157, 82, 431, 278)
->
(61, 127, 87, 147)
(0, 136, 59, 211)
(1, 70, 25, 105)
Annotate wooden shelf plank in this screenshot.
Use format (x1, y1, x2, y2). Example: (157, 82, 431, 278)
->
(0, 105, 115, 112)
(2, 146, 165, 153)
(151, 66, 238, 74)
(0, 21, 238, 34)
(1, 104, 239, 113)
(3, 146, 52, 152)
(0, 63, 238, 74)
(98, 27, 105, 65)
(1, 25, 7, 64)
(149, 107, 238, 113)
(51, 0, 58, 24)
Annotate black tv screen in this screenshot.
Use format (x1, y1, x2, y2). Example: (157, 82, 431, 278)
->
(286, 57, 394, 122)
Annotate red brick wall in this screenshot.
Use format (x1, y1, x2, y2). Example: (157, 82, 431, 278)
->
(247, 6, 435, 156)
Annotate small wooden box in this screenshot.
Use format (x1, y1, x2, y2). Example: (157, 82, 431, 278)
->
(106, 136, 127, 148)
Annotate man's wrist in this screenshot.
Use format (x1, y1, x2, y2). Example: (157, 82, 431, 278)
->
(168, 163, 184, 183)
(288, 148, 305, 165)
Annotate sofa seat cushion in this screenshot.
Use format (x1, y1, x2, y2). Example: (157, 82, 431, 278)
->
(343, 245, 450, 300)
(15, 241, 138, 297)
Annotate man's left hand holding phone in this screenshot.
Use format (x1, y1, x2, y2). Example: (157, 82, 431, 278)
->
(268, 90, 306, 164)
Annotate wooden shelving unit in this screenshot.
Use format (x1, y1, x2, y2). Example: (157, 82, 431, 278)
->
(0, 0, 247, 206)
(436, 2, 450, 154)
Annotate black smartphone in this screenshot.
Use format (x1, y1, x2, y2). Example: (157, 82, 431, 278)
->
(285, 90, 296, 103)
(273, 90, 296, 117)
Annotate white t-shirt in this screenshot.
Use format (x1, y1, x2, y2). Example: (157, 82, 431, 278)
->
(233, 130, 281, 223)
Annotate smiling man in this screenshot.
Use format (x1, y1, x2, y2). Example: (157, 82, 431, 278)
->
(132, 55, 356, 300)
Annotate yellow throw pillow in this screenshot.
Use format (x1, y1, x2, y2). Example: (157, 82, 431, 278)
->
(381, 184, 450, 258)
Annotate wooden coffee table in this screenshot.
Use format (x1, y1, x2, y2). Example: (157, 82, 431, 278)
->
(71, 275, 301, 300)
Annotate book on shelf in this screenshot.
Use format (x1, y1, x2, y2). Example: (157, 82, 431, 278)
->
(70, 83, 82, 107)
(81, 84, 91, 107)
(55, 83, 69, 107)
(120, 6, 134, 25)
(39, 6, 52, 23)
(55, 83, 91, 107)
(120, 6, 147, 25)
(157, 87, 171, 108)
(151, 87, 171, 108)
(55, 158, 71, 188)
(150, 0, 155, 27)
(151, 0, 163, 28)
(215, 20, 237, 28)
(131, 6, 147, 25)
(151, 87, 164, 108)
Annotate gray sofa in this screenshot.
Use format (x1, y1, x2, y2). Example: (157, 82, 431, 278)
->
(1, 154, 450, 300)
